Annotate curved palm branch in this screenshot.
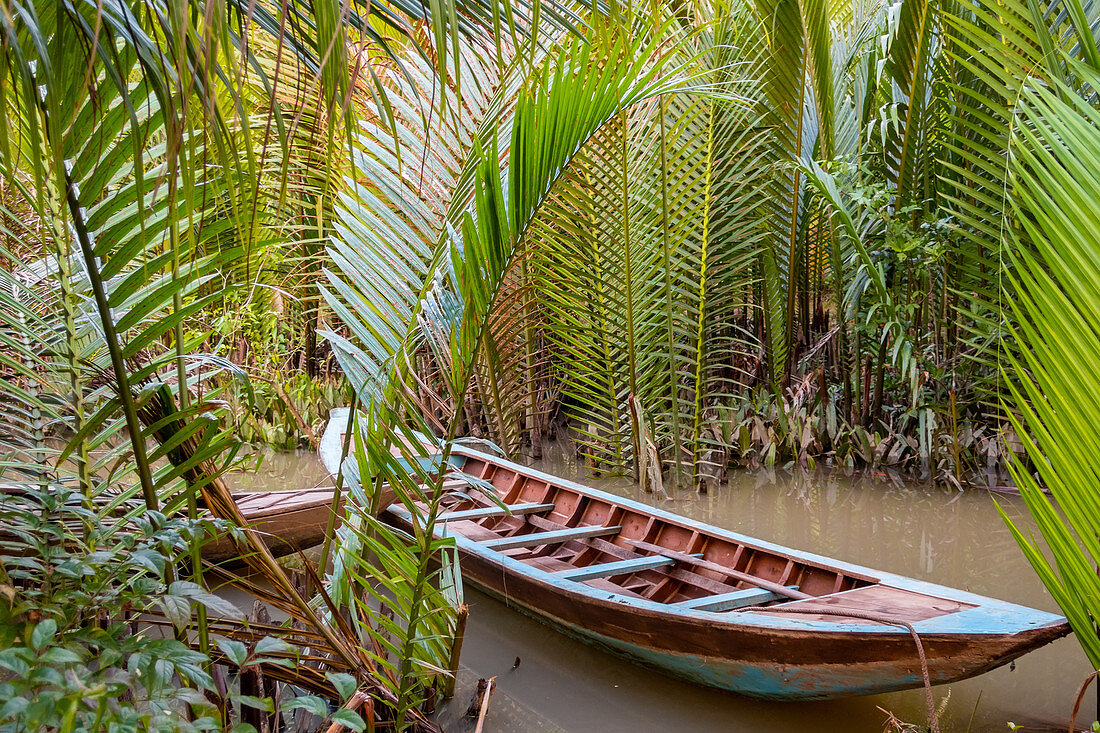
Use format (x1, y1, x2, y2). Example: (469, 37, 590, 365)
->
(998, 64, 1100, 669)
(321, 11, 722, 712)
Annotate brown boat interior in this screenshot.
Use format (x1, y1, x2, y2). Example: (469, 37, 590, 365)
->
(215, 439, 977, 622)
(206, 487, 341, 563)
(428, 453, 975, 621)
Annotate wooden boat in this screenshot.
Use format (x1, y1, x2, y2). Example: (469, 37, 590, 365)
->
(312, 411, 1070, 700)
(204, 488, 341, 564)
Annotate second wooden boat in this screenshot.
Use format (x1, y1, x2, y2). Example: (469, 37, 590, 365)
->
(317, 411, 1070, 701)
(203, 487, 341, 564)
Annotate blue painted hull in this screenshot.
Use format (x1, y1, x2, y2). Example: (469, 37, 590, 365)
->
(439, 530, 1067, 700)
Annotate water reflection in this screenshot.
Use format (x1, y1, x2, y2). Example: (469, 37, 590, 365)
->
(224, 448, 332, 493)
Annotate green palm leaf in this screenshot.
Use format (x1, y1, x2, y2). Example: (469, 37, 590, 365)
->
(999, 64, 1100, 669)
(322, 12, 721, 712)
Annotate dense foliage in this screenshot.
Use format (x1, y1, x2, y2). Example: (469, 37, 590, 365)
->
(0, 482, 372, 731)
(6, 0, 1100, 727)
(321, 0, 1099, 489)
(996, 64, 1100, 671)
(0, 0, 513, 728)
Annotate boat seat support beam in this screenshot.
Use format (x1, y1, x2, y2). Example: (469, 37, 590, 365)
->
(674, 586, 799, 612)
(484, 525, 621, 551)
(439, 502, 555, 522)
(554, 553, 702, 582)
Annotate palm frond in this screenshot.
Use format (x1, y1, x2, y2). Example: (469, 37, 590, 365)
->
(998, 63, 1100, 668)
(322, 11, 722, 709)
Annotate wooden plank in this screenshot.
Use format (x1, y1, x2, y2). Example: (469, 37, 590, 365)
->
(673, 586, 795, 612)
(665, 566, 740, 595)
(624, 539, 812, 601)
(232, 489, 338, 520)
(584, 535, 644, 560)
(579, 538, 736, 595)
(756, 585, 976, 624)
(484, 525, 621, 551)
(573, 537, 742, 596)
(439, 502, 555, 522)
(554, 555, 680, 581)
(443, 519, 505, 544)
(526, 514, 572, 532)
(523, 556, 648, 599)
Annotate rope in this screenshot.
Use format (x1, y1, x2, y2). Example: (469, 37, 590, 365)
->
(1068, 671, 1098, 733)
(739, 606, 940, 733)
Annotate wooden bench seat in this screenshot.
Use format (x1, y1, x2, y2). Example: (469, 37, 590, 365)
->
(524, 556, 648, 599)
(554, 554, 682, 581)
(673, 586, 796, 612)
(483, 525, 622, 551)
(438, 502, 555, 522)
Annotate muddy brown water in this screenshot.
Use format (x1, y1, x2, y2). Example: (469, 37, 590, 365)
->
(228, 449, 1093, 732)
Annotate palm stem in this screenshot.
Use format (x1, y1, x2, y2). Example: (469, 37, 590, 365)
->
(658, 94, 683, 482)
